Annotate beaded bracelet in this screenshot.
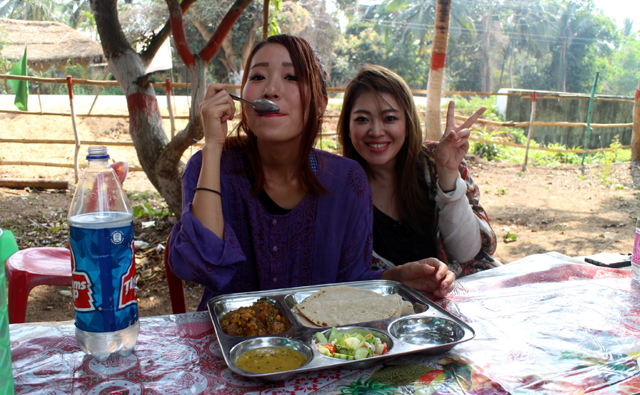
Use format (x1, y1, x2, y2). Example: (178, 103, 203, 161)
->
(194, 187, 222, 197)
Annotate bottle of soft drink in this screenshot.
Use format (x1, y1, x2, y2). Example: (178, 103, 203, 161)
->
(632, 218, 640, 281)
(68, 146, 138, 361)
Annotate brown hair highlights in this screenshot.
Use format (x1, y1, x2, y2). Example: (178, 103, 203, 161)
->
(338, 64, 432, 233)
(228, 34, 328, 196)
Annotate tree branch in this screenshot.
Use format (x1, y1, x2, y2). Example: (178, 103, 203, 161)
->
(262, 0, 269, 40)
(166, 0, 197, 67)
(192, 20, 213, 41)
(141, 0, 197, 64)
(199, 0, 254, 62)
(90, 0, 131, 61)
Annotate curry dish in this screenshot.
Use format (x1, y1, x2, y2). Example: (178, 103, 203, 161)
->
(236, 346, 307, 373)
(220, 298, 291, 337)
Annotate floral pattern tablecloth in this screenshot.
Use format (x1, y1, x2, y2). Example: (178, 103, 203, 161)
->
(10, 252, 640, 394)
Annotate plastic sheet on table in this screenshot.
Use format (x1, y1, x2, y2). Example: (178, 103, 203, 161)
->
(9, 252, 640, 394)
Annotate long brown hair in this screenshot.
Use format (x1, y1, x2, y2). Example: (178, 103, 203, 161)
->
(338, 65, 432, 233)
(227, 34, 328, 196)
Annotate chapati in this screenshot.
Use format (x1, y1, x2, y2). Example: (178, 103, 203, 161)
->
(296, 287, 403, 327)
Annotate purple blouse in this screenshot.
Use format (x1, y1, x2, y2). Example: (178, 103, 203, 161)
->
(169, 147, 383, 310)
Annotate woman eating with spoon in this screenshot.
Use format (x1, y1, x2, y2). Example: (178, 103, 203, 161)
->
(338, 65, 499, 279)
(169, 36, 458, 310)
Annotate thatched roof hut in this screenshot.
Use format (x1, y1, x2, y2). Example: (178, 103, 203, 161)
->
(0, 18, 104, 73)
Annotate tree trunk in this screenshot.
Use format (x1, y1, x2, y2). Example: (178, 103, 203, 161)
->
(155, 64, 206, 217)
(480, 10, 492, 93)
(508, 48, 514, 88)
(557, 43, 566, 92)
(90, 0, 179, 214)
(90, 0, 251, 218)
(425, 0, 451, 141)
(497, 46, 508, 90)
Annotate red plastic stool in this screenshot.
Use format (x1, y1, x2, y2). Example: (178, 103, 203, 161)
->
(5, 161, 129, 324)
(164, 234, 186, 314)
(5, 247, 72, 323)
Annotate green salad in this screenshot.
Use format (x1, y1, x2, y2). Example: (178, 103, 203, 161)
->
(313, 327, 388, 360)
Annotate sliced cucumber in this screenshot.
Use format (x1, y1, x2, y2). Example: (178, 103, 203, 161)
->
(315, 331, 328, 344)
(332, 353, 355, 360)
(354, 347, 369, 360)
(328, 327, 338, 343)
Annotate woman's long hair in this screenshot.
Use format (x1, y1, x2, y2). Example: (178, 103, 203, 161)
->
(338, 65, 432, 233)
(227, 34, 328, 196)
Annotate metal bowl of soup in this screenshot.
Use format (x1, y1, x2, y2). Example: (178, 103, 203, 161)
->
(230, 337, 313, 377)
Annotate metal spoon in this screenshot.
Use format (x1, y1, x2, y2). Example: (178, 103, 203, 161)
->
(228, 93, 280, 115)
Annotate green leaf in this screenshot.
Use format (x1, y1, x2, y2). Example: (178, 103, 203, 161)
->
(132, 204, 150, 218)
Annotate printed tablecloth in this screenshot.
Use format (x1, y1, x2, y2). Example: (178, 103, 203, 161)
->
(10, 252, 640, 394)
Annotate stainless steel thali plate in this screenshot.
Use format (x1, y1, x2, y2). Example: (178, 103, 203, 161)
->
(207, 279, 474, 382)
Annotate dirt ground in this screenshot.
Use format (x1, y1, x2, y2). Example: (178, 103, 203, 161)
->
(1, 95, 638, 323)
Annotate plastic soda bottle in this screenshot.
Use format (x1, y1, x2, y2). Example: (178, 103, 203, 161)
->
(68, 146, 138, 361)
(632, 218, 640, 281)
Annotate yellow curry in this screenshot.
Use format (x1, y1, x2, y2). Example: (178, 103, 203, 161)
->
(236, 346, 307, 373)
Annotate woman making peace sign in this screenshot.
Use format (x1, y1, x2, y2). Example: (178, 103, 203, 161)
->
(339, 65, 499, 281)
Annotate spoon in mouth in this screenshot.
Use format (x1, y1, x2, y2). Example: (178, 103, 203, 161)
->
(229, 93, 280, 115)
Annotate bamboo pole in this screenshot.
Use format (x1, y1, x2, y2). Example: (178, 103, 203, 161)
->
(468, 137, 629, 154)
(0, 136, 628, 173)
(0, 74, 634, 102)
(0, 108, 188, 119)
(165, 78, 176, 139)
(0, 138, 143, 146)
(66, 76, 81, 183)
(582, 72, 600, 173)
(0, 136, 622, 154)
(35, 85, 42, 114)
(88, 67, 110, 115)
(522, 91, 537, 172)
(631, 77, 640, 161)
(0, 179, 69, 190)
(0, 160, 144, 172)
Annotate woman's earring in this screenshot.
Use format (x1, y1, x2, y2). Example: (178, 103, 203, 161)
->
(318, 112, 323, 120)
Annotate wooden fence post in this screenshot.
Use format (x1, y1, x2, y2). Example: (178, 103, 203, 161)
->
(88, 67, 110, 116)
(166, 78, 176, 139)
(582, 72, 600, 174)
(522, 91, 536, 172)
(66, 76, 81, 183)
(35, 85, 42, 114)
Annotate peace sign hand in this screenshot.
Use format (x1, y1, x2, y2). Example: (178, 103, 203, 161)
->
(434, 101, 485, 190)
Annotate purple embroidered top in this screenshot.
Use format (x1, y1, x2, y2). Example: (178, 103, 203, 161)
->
(169, 147, 383, 310)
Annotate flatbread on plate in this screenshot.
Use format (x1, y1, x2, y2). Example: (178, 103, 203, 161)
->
(295, 286, 405, 327)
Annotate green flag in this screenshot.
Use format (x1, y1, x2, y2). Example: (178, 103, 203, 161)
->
(7, 46, 28, 111)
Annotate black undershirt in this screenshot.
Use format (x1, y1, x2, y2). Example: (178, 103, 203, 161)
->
(257, 189, 291, 215)
(373, 206, 438, 265)
(244, 157, 291, 215)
